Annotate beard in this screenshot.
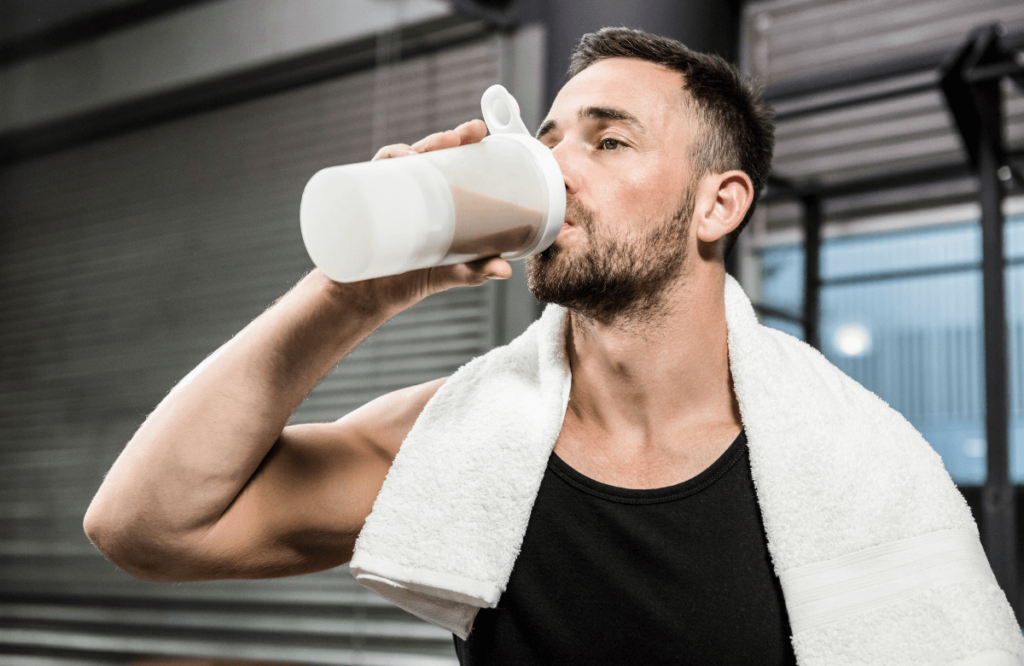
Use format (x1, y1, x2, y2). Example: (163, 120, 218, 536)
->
(526, 186, 695, 327)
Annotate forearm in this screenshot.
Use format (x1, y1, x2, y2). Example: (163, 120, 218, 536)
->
(84, 270, 408, 557)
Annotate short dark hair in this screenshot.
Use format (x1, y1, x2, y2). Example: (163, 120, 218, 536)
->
(568, 27, 775, 256)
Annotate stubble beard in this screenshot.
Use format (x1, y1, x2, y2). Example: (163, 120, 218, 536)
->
(526, 186, 696, 328)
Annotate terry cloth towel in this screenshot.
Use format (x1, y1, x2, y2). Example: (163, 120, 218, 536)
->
(350, 275, 1024, 664)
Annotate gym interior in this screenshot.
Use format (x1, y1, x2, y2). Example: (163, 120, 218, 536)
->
(1, 0, 1022, 662)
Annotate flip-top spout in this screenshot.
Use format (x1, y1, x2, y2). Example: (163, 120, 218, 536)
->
(481, 85, 532, 136)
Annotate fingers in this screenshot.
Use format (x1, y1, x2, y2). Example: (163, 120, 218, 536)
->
(455, 256, 513, 285)
(426, 257, 512, 293)
(372, 144, 416, 161)
(472, 256, 513, 280)
(411, 119, 489, 153)
(455, 119, 487, 145)
(375, 119, 488, 160)
(410, 129, 462, 153)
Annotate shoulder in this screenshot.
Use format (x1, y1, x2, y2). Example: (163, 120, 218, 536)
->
(280, 377, 447, 469)
(336, 377, 448, 462)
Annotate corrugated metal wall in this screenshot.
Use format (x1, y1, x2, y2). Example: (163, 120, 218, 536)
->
(744, 0, 1024, 90)
(741, 0, 1024, 231)
(0, 33, 508, 665)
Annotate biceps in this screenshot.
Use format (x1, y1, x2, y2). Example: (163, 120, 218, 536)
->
(196, 423, 391, 578)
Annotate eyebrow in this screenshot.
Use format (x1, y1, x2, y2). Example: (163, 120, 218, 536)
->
(536, 119, 557, 141)
(536, 106, 645, 142)
(581, 105, 643, 128)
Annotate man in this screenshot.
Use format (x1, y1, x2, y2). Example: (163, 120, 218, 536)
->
(85, 28, 789, 662)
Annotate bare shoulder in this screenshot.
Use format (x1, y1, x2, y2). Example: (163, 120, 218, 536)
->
(331, 376, 447, 461)
(267, 375, 448, 506)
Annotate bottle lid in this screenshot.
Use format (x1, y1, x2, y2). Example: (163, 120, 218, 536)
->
(480, 85, 566, 259)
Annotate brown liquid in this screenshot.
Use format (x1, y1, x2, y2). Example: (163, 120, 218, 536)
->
(448, 185, 543, 257)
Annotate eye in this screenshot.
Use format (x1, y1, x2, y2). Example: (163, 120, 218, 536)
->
(599, 138, 624, 151)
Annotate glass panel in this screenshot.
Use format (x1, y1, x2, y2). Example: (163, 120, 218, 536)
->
(760, 316, 804, 341)
(1006, 215, 1024, 482)
(821, 223, 981, 281)
(819, 240, 986, 485)
(1008, 260, 1024, 483)
(757, 242, 804, 330)
(753, 218, 1024, 486)
(1008, 214, 1024, 260)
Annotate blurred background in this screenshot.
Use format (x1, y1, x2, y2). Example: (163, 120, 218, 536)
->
(1, 0, 1023, 663)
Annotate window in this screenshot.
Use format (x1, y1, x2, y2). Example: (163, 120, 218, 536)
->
(755, 213, 1024, 485)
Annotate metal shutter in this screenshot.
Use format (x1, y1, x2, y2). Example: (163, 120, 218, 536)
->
(0, 33, 507, 666)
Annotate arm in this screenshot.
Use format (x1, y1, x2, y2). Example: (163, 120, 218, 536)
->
(83, 120, 504, 581)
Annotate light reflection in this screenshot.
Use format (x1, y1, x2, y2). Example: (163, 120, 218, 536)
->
(835, 324, 870, 356)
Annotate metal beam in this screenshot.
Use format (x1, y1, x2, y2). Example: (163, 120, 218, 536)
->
(802, 195, 822, 350)
(939, 26, 1002, 171)
(937, 24, 1020, 619)
(760, 163, 971, 205)
(977, 73, 1018, 620)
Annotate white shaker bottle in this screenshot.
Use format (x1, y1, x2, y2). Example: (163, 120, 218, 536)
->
(300, 85, 566, 283)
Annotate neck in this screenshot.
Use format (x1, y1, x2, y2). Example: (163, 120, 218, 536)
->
(563, 262, 740, 454)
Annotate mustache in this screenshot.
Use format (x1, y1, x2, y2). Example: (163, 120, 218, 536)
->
(564, 196, 596, 233)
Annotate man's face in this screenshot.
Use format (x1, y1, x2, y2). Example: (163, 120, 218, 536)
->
(527, 57, 699, 325)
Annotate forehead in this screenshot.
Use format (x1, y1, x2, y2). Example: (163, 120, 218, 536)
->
(548, 58, 689, 131)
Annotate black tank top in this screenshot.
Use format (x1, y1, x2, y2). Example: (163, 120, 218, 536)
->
(454, 430, 797, 665)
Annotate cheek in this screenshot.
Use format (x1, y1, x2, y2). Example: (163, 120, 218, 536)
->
(606, 157, 684, 223)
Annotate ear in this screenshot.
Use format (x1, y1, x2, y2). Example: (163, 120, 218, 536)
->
(695, 170, 754, 245)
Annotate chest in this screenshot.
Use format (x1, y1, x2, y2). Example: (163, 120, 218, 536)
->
(456, 440, 797, 665)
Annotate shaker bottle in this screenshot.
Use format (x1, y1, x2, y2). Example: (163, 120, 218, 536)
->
(300, 85, 566, 283)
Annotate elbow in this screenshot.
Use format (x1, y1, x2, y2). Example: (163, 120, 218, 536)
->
(82, 503, 154, 580)
(83, 495, 118, 548)
(83, 500, 196, 583)
(83, 497, 121, 565)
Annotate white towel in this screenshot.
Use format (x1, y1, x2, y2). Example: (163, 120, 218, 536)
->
(350, 275, 1024, 664)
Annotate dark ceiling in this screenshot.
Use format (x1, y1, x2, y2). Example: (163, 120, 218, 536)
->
(0, 0, 211, 64)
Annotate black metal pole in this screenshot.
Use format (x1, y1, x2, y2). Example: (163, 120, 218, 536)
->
(977, 80, 1018, 615)
(802, 195, 822, 350)
(938, 25, 1020, 617)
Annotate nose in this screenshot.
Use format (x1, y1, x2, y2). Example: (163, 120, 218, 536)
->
(549, 140, 578, 196)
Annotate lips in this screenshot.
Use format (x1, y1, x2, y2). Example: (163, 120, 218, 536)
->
(560, 211, 580, 236)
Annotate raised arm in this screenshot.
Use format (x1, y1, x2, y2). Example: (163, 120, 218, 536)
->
(83, 120, 505, 582)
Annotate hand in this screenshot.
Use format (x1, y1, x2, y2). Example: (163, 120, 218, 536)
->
(372, 119, 488, 160)
(329, 120, 513, 311)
